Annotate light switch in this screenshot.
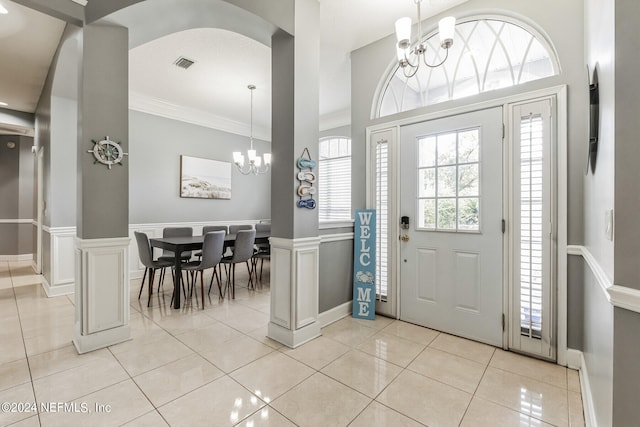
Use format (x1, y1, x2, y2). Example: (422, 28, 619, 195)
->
(605, 209, 613, 241)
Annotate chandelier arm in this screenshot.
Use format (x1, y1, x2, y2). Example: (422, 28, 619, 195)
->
(422, 47, 450, 69)
(401, 63, 420, 79)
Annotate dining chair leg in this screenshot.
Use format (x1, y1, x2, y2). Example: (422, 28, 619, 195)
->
(147, 268, 156, 307)
(260, 259, 265, 281)
(208, 266, 220, 296)
(157, 268, 166, 293)
(232, 263, 236, 299)
(245, 261, 254, 290)
(200, 269, 205, 309)
(138, 268, 148, 300)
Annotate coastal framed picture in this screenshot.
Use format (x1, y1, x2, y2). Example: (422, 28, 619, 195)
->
(180, 155, 231, 199)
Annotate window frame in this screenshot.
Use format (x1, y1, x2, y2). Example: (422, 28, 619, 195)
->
(318, 136, 353, 226)
(373, 14, 561, 119)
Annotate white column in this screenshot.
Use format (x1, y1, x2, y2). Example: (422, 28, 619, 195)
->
(73, 237, 130, 354)
(268, 237, 321, 348)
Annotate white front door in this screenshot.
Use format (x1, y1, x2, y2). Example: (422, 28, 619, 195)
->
(400, 107, 504, 346)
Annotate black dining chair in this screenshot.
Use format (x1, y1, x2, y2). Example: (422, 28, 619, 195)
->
(221, 229, 256, 299)
(183, 230, 225, 308)
(134, 231, 174, 307)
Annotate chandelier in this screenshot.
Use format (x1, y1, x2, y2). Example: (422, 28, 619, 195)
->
(233, 84, 271, 175)
(394, 0, 456, 78)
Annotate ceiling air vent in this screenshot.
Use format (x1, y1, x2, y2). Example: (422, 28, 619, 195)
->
(174, 56, 195, 69)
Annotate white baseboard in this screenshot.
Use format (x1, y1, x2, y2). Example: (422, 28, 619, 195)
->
(566, 348, 582, 370)
(318, 301, 352, 328)
(41, 275, 74, 297)
(0, 254, 33, 262)
(571, 350, 597, 427)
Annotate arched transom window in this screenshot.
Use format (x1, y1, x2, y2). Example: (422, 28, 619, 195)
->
(377, 17, 559, 117)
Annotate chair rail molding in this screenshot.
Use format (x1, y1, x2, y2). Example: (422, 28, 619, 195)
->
(73, 236, 131, 354)
(268, 236, 321, 348)
(568, 245, 640, 314)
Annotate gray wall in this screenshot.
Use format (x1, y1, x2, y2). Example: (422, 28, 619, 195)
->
(0, 136, 20, 220)
(0, 135, 35, 256)
(612, 308, 640, 426)
(319, 239, 353, 312)
(129, 110, 270, 224)
(611, 2, 640, 425)
(318, 125, 353, 312)
(584, 0, 614, 281)
(567, 254, 584, 350)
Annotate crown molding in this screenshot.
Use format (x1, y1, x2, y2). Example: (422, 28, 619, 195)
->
(129, 92, 271, 142)
(70, 0, 87, 5)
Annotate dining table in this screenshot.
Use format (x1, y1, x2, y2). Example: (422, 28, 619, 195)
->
(150, 230, 270, 309)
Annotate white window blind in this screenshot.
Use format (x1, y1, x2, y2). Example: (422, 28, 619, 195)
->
(519, 114, 544, 339)
(375, 141, 389, 300)
(319, 137, 351, 222)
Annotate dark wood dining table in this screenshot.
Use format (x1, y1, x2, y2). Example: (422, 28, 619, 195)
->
(150, 231, 270, 309)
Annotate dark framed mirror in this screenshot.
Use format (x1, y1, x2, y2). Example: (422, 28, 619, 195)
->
(586, 65, 599, 174)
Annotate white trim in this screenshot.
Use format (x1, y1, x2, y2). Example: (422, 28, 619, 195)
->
(564, 350, 596, 427)
(42, 280, 74, 297)
(73, 236, 131, 353)
(320, 233, 354, 243)
(367, 85, 569, 361)
(319, 220, 354, 230)
(579, 351, 598, 427)
(0, 219, 33, 224)
(44, 225, 76, 234)
(130, 92, 271, 142)
(70, 0, 87, 5)
(372, 14, 562, 120)
(569, 245, 640, 313)
(607, 285, 640, 314)
(268, 236, 321, 348)
(566, 348, 582, 370)
(0, 254, 33, 262)
(367, 85, 570, 133)
(568, 245, 612, 301)
(318, 301, 352, 327)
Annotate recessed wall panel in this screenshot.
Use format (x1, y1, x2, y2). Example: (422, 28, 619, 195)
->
(454, 251, 480, 312)
(416, 248, 437, 302)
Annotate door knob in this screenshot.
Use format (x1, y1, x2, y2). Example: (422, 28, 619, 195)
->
(401, 234, 409, 242)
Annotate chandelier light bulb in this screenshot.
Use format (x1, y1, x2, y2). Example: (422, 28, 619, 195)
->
(395, 17, 412, 49)
(394, 0, 456, 77)
(232, 84, 271, 175)
(439, 16, 456, 48)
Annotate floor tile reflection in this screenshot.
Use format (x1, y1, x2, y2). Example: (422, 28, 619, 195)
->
(0, 261, 584, 426)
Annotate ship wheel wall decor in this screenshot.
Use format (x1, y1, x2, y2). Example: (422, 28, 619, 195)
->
(88, 136, 128, 170)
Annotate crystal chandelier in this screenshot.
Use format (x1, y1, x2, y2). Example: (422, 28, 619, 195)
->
(233, 84, 271, 175)
(394, 0, 456, 78)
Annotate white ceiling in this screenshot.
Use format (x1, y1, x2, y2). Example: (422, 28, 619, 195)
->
(0, 0, 467, 135)
(0, 0, 65, 113)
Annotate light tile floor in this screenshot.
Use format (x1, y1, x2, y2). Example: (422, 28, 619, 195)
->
(0, 261, 585, 426)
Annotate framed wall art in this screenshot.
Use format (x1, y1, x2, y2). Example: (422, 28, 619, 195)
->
(180, 155, 231, 199)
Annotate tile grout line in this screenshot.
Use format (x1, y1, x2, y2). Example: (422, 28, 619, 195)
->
(7, 262, 43, 426)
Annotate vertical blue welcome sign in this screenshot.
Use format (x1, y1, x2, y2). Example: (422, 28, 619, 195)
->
(353, 209, 376, 320)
